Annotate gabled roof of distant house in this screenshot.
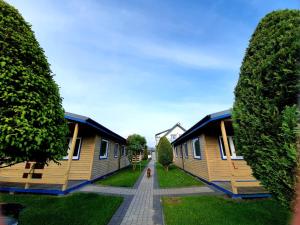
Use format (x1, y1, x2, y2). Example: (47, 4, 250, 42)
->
(65, 112, 126, 144)
(172, 109, 231, 146)
(155, 123, 186, 137)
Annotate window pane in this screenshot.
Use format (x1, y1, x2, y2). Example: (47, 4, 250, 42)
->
(220, 137, 233, 157)
(184, 143, 188, 157)
(73, 139, 81, 157)
(220, 137, 226, 156)
(114, 144, 118, 157)
(194, 139, 201, 157)
(100, 141, 108, 157)
(121, 146, 125, 156)
(180, 146, 182, 157)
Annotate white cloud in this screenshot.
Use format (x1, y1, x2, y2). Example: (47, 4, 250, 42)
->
(5, 0, 236, 147)
(63, 99, 231, 147)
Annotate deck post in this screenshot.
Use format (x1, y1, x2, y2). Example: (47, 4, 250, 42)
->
(62, 123, 79, 191)
(220, 120, 238, 194)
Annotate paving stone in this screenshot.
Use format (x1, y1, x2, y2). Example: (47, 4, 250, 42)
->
(76, 154, 217, 225)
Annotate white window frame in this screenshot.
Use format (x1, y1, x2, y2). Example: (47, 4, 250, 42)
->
(114, 143, 119, 158)
(184, 142, 188, 158)
(63, 137, 82, 160)
(192, 138, 201, 159)
(175, 147, 178, 158)
(218, 136, 243, 160)
(100, 139, 109, 159)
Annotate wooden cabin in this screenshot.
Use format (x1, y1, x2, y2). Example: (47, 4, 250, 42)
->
(172, 110, 269, 197)
(0, 112, 129, 194)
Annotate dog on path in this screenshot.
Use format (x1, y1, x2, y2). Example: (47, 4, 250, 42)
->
(147, 168, 151, 178)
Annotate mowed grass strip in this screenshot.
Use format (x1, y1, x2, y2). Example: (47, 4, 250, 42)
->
(0, 193, 123, 225)
(156, 163, 205, 188)
(162, 195, 291, 225)
(95, 159, 150, 187)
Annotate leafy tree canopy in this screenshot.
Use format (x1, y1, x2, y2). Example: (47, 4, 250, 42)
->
(126, 134, 147, 169)
(0, 0, 69, 167)
(157, 137, 173, 171)
(233, 9, 300, 208)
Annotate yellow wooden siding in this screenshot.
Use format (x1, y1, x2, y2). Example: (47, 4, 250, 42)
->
(179, 135, 209, 180)
(173, 146, 181, 168)
(0, 135, 96, 183)
(91, 136, 129, 179)
(205, 135, 255, 181)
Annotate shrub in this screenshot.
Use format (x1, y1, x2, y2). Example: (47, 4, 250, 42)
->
(233, 10, 300, 208)
(0, 0, 69, 166)
(157, 137, 173, 171)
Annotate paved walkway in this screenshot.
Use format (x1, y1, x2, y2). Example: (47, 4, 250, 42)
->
(79, 185, 136, 196)
(78, 155, 217, 225)
(120, 158, 156, 225)
(79, 181, 214, 197)
(154, 186, 214, 196)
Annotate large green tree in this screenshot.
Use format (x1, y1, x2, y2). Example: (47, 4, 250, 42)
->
(157, 137, 173, 171)
(233, 10, 300, 208)
(0, 0, 68, 167)
(126, 134, 147, 170)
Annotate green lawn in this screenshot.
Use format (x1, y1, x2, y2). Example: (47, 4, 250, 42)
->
(0, 193, 122, 225)
(156, 163, 205, 188)
(95, 159, 150, 187)
(162, 195, 291, 225)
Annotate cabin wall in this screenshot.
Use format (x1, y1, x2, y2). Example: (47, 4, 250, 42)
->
(0, 133, 96, 182)
(205, 135, 255, 181)
(91, 135, 129, 180)
(173, 135, 209, 180)
(65, 135, 95, 180)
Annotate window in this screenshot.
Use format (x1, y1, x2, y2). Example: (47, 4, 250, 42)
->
(219, 136, 243, 160)
(192, 138, 201, 159)
(170, 134, 177, 141)
(63, 137, 82, 160)
(114, 143, 119, 158)
(174, 147, 178, 157)
(184, 142, 188, 158)
(100, 139, 109, 159)
(121, 146, 126, 156)
(179, 145, 183, 158)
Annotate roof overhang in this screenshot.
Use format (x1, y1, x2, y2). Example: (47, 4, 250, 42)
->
(172, 110, 231, 146)
(65, 112, 126, 144)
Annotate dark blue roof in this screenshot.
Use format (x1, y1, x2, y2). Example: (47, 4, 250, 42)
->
(172, 109, 231, 146)
(65, 112, 126, 144)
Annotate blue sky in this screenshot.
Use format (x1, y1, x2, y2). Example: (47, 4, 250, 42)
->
(7, 0, 299, 147)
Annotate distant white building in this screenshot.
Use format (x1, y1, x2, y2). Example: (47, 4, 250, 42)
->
(155, 123, 186, 146)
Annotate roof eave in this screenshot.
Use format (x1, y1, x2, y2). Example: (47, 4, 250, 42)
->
(64, 114, 126, 144)
(172, 113, 231, 146)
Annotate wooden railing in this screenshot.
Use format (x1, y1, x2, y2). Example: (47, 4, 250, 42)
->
(0, 161, 66, 189)
(132, 154, 142, 163)
(0, 123, 79, 191)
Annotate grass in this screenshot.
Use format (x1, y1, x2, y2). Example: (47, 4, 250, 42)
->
(0, 193, 123, 225)
(95, 159, 150, 187)
(156, 163, 205, 188)
(162, 195, 291, 225)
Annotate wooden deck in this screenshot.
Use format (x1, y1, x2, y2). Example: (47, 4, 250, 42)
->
(212, 181, 268, 195)
(0, 180, 87, 191)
